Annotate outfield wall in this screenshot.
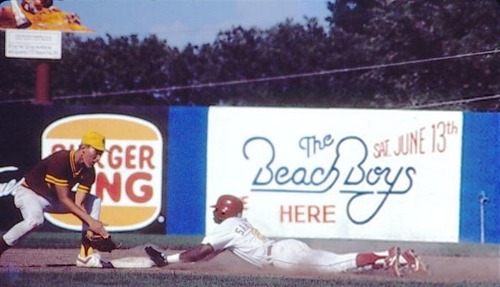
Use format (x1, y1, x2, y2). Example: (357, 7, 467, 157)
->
(168, 107, 499, 244)
(0, 105, 498, 243)
(0, 105, 168, 234)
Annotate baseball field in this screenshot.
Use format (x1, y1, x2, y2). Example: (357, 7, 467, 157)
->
(0, 232, 499, 287)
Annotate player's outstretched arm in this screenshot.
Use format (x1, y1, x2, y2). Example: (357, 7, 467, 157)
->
(179, 244, 215, 262)
(145, 244, 216, 267)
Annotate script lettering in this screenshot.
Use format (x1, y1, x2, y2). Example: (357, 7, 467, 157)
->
(0, 166, 22, 197)
(243, 135, 416, 224)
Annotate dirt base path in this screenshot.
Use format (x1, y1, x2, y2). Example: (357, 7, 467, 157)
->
(1, 245, 499, 285)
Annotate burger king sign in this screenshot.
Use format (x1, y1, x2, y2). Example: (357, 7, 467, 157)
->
(41, 114, 163, 232)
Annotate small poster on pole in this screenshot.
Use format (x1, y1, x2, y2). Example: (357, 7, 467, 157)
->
(5, 28, 61, 59)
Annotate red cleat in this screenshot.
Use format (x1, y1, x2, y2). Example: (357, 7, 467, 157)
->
(401, 249, 427, 273)
(384, 246, 401, 277)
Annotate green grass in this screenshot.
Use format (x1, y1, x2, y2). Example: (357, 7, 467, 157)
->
(16, 231, 204, 250)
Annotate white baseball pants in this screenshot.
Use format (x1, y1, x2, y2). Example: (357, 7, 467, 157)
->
(269, 239, 358, 273)
(3, 183, 101, 246)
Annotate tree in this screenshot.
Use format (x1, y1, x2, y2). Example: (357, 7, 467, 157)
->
(50, 34, 176, 105)
(0, 33, 37, 103)
(325, 0, 500, 109)
(1, 1, 498, 110)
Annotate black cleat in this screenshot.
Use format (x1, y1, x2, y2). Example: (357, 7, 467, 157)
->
(145, 246, 168, 267)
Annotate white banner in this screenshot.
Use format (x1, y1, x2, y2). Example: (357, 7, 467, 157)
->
(206, 107, 463, 242)
(5, 29, 62, 59)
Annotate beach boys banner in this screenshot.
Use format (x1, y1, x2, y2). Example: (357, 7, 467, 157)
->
(205, 107, 463, 242)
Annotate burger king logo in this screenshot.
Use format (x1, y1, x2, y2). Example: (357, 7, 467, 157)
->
(42, 114, 163, 231)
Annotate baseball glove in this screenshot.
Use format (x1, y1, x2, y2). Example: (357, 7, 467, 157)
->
(83, 235, 120, 252)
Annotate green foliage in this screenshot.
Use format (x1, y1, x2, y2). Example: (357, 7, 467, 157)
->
(357, 0, 500, 108)
(0, 53, 37, 103)
(0, 0, 498, 110)
(50, 33, 176, 105)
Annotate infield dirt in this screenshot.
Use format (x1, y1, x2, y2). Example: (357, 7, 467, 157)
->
(1, 243, 499, 286)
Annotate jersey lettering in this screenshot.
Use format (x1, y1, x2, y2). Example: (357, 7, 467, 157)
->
(234, 222, 268, 243)
(235, 222, 252, 235)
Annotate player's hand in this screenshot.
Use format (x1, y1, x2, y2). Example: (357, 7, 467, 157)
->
(88, 219, 109, 238)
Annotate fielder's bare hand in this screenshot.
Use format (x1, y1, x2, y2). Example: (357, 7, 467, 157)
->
(89, 218, 109, 238)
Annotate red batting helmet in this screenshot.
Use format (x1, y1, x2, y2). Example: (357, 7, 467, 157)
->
(211, 195, 243, 223)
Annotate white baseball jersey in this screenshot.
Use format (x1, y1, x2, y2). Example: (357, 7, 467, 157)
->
(202, 217, 272, 267)
(201, 216, 358, 273)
